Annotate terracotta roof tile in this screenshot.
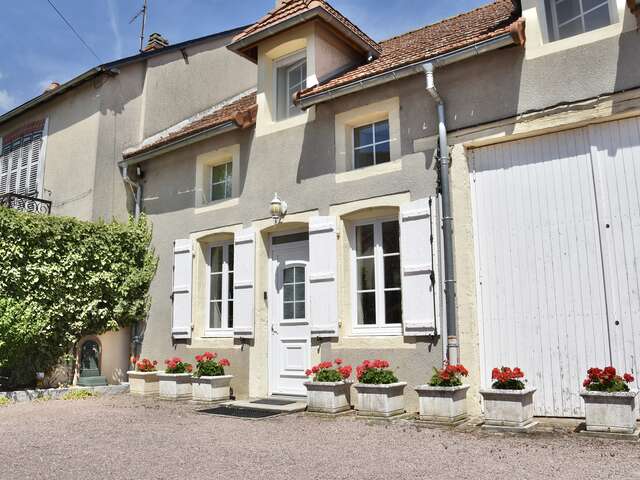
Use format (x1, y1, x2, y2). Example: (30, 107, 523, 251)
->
(231, 0, 380, 56)
(123, 91, 257, 159)
(300, 0, 522, 98)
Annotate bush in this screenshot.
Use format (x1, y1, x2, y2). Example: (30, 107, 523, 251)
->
(0, 396, 10, 407)
(62, 389, 95, 400)
(356, 360, 398, 384)
(0, 208, 157, 386)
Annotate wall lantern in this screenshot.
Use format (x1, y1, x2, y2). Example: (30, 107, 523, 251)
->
(270, 193, 288, 224)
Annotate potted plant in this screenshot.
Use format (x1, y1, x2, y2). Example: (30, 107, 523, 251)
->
(415, 363, 470, 424)
(158, 357, 193, 401)
(479, 367, 536, 431)
(128, 356, 160, 396)
(353, 359, 407, 417)
(581, 366, 638, 435)
(304, 359, 353, 414)
(191, 352, 233, 402)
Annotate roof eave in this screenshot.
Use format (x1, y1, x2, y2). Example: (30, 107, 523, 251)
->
(228, 7, 381, 63)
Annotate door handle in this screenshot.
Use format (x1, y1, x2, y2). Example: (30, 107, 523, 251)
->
(271, 325, 278, 335)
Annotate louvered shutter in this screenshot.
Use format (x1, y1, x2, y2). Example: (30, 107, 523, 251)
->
(17, 135, 30, 195)
(400, 198, 437, 336)
(28, 133, 43, 196)
(233, 228, 256, 339)
(0, 141, 8, 194)
(9, 140, 19, 193)
(171, 239, 193, 339)
(309, 216, 339, 337)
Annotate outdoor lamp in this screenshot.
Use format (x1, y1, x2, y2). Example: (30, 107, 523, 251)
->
(270, 193, 287, 224)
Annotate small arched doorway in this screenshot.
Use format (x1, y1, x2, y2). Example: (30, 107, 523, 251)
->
(77, 338, 107, 386)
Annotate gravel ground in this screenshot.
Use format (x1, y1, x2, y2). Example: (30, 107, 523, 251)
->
(1, 395, 639, 480)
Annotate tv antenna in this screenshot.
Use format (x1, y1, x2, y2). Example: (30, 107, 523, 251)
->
(130, 0, 148, 53)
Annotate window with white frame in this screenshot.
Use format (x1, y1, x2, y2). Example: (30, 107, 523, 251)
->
(545, 0, 613, 41)
(275, 51, 307, 121)
(283, 265, 306, 320)
(353, 120, 391, 169)
(353, 219, 402, 332)
(210, 161, 233, 203)
(207, 243, 234, 334)
(0, 128, 44, 197)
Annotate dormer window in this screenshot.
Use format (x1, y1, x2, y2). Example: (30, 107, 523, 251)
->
(275, 51, 307, 121)
(545, 0, 613, 41)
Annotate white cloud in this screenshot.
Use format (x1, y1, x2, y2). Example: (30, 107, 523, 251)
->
(0, 89, 16, 112)
(107, 0, 123, 59)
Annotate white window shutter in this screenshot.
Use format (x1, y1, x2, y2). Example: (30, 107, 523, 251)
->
(233, 228, 256, 338)
(400, 198, 436, 336)
(171, 239, 193, 339)
(309, 216, 338, 337)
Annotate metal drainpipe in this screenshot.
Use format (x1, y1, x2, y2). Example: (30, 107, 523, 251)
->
(424, 63, 459, 365)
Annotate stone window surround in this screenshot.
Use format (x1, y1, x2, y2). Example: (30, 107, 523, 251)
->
(194, 144, 241, 213)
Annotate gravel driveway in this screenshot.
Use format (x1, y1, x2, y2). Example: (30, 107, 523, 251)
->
(1, 394, 639, 480)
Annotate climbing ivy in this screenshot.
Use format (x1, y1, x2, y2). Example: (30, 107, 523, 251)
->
(0, 207, 157, 386)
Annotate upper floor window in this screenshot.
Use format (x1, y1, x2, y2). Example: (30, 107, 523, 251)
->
(353, 120, 391, 169)
(0, 122, 46, 197)
(210, 161, 233, 203)
(207, 243, 234, 335)
(546, 0, 613, 41)
(275, 51, 307, 121)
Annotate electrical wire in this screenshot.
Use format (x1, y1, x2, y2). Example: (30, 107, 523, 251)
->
(45, 0, 102, 63)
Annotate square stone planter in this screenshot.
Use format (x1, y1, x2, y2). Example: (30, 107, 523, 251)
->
(157, 372, 192, 401)
(192, 375, 233, 402)
(304, 381, 352, 414)
(354, 382, 407, 417)
(415, 385, 469, 424)
(127, 371, 159, 396)
(581, 390, 638, 434)
(480, 388, 536, 430)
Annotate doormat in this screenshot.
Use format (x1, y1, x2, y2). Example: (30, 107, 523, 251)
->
(251, 398, 297, 406)
(198, 406, 283, 419)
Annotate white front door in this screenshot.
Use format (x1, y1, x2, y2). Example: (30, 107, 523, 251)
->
(269, 241, 310, 396)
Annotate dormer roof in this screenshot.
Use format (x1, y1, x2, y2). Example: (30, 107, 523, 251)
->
(228, 0, 381, 62)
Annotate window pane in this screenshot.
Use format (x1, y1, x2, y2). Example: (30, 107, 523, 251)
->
(284, 267, 294, 284)
(228, 301, 233, 328)
(374, 142, 391, 165)
(354, 146, 375, 169)
(284, 284, 294, 302)
(210, 274, 222, 300)
(384, 256, 401, 289)
(356, 224, 374, 256)
(284, 302, 294, 320)
(288, 65, 301, 87)
(555, 0, 581, 24)
(385, 291, 402, 324)
(354, 125, 374, 148)
(212, 164, 227, 183)
(357, 258, 376, 291)
(357, 292, 376, 325)
(382, 221, 400, 254)
(228, 273, 234, 299)
(294, 266, 304, 283)
(210, 301, 222, 329)
(374, 121, 390, 143)
(211, 182, 227, 202)
(582, 0, 607, 12)
(295, 301, 305, 319)
(228, 245, 234, 271)
(295, 281, 305, 301)
(584, 4, 610, 32)
(211, 247, 223, 272)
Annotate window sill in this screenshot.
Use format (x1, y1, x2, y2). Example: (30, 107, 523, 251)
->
(335, 159, 402, 184)
(255, 106, 316, 137)
(195, 197, 239, 215)
(350, 326, 403, 337)
(202, 329, 234, 338)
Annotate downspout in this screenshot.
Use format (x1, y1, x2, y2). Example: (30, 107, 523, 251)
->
(424, 63, 459, 365)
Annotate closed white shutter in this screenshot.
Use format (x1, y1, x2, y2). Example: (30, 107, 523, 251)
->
(400, 198, 436, 336)
(309, 216, 338, 337)
(0, 141, 7, 194)
(28, 133, 43, 196)
(171, 239, 193, 339)
(233, 228, 256, 338)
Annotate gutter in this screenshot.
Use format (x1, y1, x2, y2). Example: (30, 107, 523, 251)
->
(298, 31, 517, 109)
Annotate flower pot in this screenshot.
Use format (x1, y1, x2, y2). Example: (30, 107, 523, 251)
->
(415, 385, 469, 424)
(304, 381, 352, 414)
(157, 372, 192, 400)
(128, 371, 160, 396)
(354, 382, 407, 417)
(192, 375, 233, 402)
(580, 390, 638, 434)
(480, 388, 536, 428)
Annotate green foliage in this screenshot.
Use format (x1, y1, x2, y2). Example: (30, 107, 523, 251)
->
(0, 396, 10, 407)
(358, 368, 398, 385)
(62, 389, 95, 400)
(491, 379, 525, 390)
(315, 369, 343, 382)
(195, 361, 224, 377)
(0, 208, 157, 385)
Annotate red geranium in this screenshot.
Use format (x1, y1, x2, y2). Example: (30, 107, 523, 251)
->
(356, 359, 398, 385)
(164, 357, 193, 374)
(491, 366, 526, 390)
(429, 362, 469, 387)
(193, 352, 230, 377)
(583, 366, 634, 392)
(305, 359, 352, 382)
(134, 357, 158, 372)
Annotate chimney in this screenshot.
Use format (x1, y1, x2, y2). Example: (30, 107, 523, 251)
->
(44, 82, 60, 93)
(143, 33, 170, 52)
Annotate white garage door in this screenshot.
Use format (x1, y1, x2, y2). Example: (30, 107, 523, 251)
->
(471, 116, 640, 417)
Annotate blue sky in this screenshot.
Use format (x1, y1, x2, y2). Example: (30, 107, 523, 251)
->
(0, 0, 489, 114)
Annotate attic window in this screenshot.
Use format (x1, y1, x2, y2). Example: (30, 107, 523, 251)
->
(275, 50, 307, 121)
(545, 0, 614, 41)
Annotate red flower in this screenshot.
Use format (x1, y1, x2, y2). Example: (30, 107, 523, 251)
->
(491, 368, 500, 380)
(186, 364, 193, 373)
(335, 358, 343, 365)
(219, 358, 230, 367)
(312, 365, 319, 373)
(195, 355, 203, 363)
(624, 373, 635, 383)
(583, 378, 591, 388)
(305, 369, 312, 377)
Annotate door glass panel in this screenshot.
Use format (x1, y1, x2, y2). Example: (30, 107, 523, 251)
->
(358, 292, 376, 325)
(283, 266, 306, 320)
(210, 301, 222, 329)
(356, 224, 374, 256)
(357, 258, 375, 290)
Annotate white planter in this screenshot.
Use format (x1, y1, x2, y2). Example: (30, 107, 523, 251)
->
(354, 382, 407, 417)
(127, 371, 159, 396)
(581, 390, 638, 434)
(304, 381, 352, 414)
(157, 372, 192, 400)
(191, 375, 233, 402)
(480, 388, 536, 428)
(415, 385, 469, 424)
